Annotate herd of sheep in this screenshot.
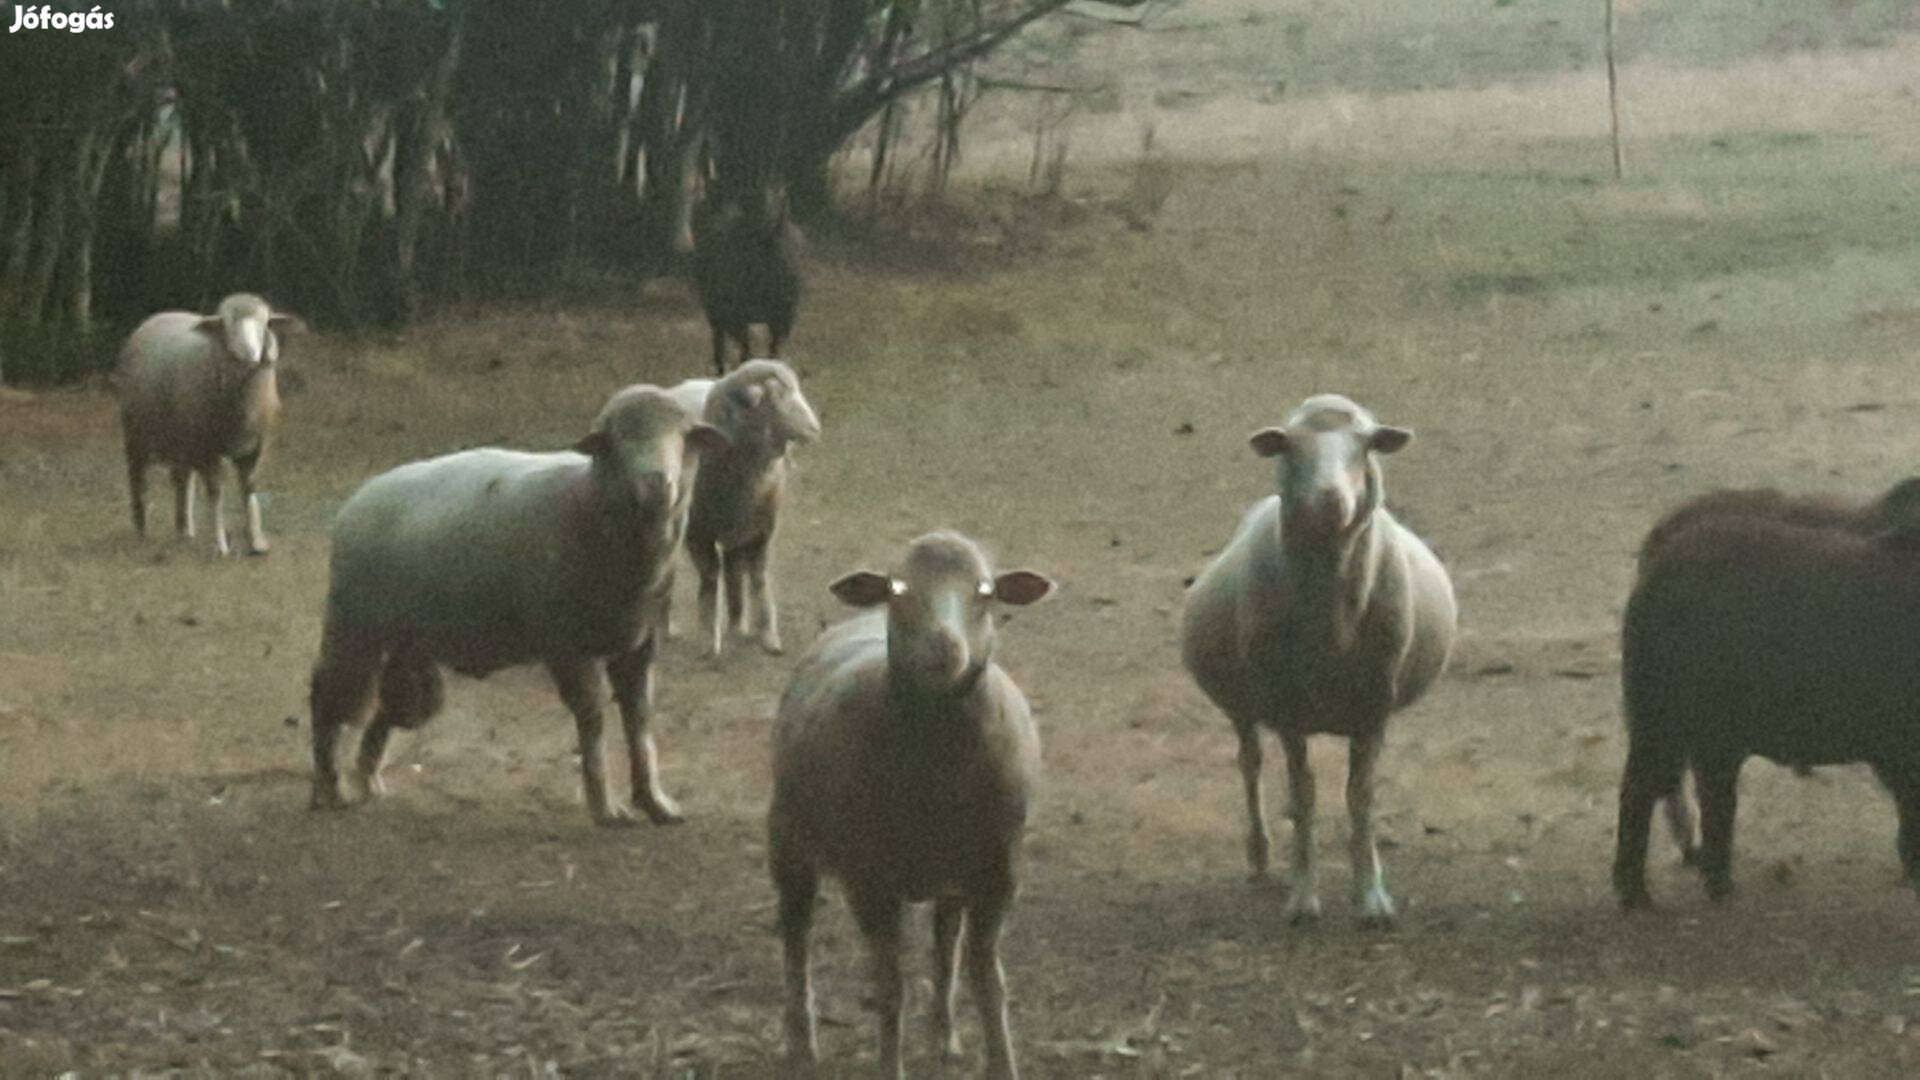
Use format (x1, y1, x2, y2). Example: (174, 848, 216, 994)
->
(104, 239, 1920, 1076)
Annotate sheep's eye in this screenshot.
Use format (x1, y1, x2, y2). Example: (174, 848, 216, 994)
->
(888, 579, 908, 597)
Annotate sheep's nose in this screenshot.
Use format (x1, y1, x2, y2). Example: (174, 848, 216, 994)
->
(1290, 487, 1354, 537)
(928, 628, 971, 684)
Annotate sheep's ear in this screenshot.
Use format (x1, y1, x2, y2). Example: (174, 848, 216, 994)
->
(193, 314, 224, 333)
(830, 571, 895, 607)
(1248, 428, 1290, 458)
(685, 423, 729, 455)
(731, 381, 766, 408)
(572, 431, 613, 458)
(992, 570, 1055, 606)
(1370, 426, 1413, 454)
(267, 313, 307, 336)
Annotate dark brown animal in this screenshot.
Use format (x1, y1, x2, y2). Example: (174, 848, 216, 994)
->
(1614, 483, 1920, 910)
(691, 196, 803, 375)
(1634, 478, 1920, 864)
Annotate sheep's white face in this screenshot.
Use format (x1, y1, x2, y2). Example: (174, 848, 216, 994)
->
(580, 388, 728, 515)
(831, 532, 1053, 695)
(205, 294, 284, 368)
(1250, 394, 1411, 540)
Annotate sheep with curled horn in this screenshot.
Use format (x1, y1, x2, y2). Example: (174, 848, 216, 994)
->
(1181, 394, 1457, 927)
(663, 359, 821, 659)
(116, 293, 303, 556)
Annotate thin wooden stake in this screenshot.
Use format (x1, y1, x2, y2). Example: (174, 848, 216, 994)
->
(1606, 0, 1625, 179)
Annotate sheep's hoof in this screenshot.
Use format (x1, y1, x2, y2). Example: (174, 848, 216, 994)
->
(1704, 879, 1735, 904)
(593, 804, 641, 828)
(1678, 846, 1700, 868)
(759, 635, 786, 656)
(1284, 896, 1323, 926)
(246, 542, 271, 557)
(638, 794, 686, 826)
(1618, 890, 1656, 913)
(352, 769, 388, 801)
(936, 1031, 964, 1061)
(309, 784, 352, 812)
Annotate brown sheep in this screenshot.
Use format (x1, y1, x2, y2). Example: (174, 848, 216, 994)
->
(1614, 482, 1920, 910)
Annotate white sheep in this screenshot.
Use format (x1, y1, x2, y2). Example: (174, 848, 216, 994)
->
(769, 530, 1054, 1080)
(664, 359, 821, 658)
(307, 384, 726, 826)
(116, 293, 301, 556)
(1181, 394, 1457, 926)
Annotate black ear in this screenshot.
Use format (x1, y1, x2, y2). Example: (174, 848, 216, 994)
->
(992, 570, 1055, 606)
(829, 571, 895, 607)
(1248, 428, 1289, 458)
(1370, 426, 1413, 454)
(573, 431, 613, 458)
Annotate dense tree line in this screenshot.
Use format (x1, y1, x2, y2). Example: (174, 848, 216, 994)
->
(0, 0, 1139, 383)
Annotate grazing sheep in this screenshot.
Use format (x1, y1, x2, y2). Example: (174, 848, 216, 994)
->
(664, 359, 821, 659)
(769, 531, 1054, 1080)
(691, 195, 803, 375)
(1634, 477, 1920, 864)
(1180, 394, 1457, 926)
(116, 293, 301, 556)
(308, 385, 726, 826)
(1614, 480, 1920, 910)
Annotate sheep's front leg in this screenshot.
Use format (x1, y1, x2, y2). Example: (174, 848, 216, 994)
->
(234, 449, 270, 555)
(740, 535, 783, 654)
(549, 659, 631, 827)
(170, 465, 195, 538)
(850, 891, 907, 1080)
(966, 883, 1021, 1080)
(1279, 731, 1321, 923)
(1347, 729, 1396, 927)
(1235, 722, 1270, 881)
(607, 640, 684, 825)
(722, 546, 748, 639)
(200, 463, 230, 556)
(931, 897, 965, 1060)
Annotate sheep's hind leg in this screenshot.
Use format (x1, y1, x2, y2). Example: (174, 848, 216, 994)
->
(309, 647, 380, 810)
(1348, 729, 1396, 927)
(608, 638, 684, 824)
(549, 659, 632, 826)
(1662, 783, 1699, 867)
(774, 848, 821, 1076)
(234, 448, 270, 555)
(1612, 739, 1680, 910)
(354, 652, 443, 801)
(966, 881, 1021, 1080)
(125, 444, 149, 536)
(722, 544, 748, 639)
(709, 323, 729, 376)
(1874, 765, 1920, 894)
(1235, 722, 1271, 881)
(931, 897, 965, 1060)
(688, 536, 725, 660)
(1692, 755, 1743, 902)
(1279, 731, 1321, 924)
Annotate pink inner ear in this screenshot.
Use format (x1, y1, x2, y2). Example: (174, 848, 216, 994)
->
(829, 572, 894, 607)
(993, 571, 1055, 606)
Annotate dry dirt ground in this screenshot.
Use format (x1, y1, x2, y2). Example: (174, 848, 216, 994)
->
(5, 2, 1920, 1076)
